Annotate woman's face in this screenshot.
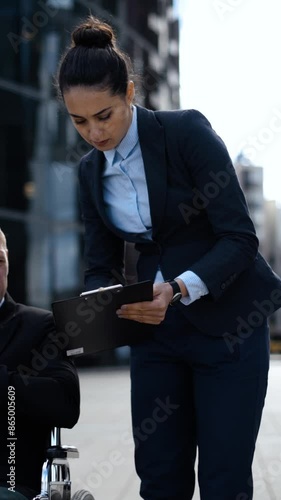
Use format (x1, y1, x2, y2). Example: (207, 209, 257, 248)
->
(63, 82, 135, 151)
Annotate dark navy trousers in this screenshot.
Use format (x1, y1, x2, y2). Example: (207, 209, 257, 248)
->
(130, 307, 270, 500)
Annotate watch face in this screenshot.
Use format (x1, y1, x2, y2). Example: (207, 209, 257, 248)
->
(170, 292, 182, 305)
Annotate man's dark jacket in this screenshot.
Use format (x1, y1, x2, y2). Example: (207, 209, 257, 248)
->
(78, 106, 281, 336)
(0, 293, 80, 499)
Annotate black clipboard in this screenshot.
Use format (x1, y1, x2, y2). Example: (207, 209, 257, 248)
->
(51, 280, 154, 357)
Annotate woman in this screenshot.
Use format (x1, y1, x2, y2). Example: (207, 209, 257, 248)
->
(57, 15, 281, 500)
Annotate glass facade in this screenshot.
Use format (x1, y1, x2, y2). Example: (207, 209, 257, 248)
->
(0, 0, 179, 309)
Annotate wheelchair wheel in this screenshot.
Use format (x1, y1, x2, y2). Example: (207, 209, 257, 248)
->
(71, 490, 95, 500)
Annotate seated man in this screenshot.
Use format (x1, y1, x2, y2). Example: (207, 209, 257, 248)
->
(0, 229, 80, 499)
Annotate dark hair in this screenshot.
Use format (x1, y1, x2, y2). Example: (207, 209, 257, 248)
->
(57, 15, 132, 99)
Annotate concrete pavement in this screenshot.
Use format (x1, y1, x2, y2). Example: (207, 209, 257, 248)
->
(62, 355, 281, 500)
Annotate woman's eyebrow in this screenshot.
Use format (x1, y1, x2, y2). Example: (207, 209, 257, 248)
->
(69, 107, 112, 118)
(94, 107, 112, 116)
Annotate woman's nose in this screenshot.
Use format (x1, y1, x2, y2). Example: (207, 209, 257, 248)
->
(88, 124, 103, 141)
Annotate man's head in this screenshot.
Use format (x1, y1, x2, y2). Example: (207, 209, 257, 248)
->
(0, 229, 8, 300)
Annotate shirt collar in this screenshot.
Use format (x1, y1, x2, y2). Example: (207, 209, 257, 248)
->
(103, 105, 138, 167)
(0, 297, 4, 308)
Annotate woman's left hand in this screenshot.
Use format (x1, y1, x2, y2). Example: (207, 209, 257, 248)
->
(116, 282, 175, 325)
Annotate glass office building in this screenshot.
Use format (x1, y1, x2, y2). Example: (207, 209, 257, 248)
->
(0, 0, 179, 308)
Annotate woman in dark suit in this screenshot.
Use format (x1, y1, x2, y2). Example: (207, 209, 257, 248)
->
(57, 15, 281, 500)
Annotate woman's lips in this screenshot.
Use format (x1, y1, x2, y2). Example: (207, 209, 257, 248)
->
(94, 139, 109, 147)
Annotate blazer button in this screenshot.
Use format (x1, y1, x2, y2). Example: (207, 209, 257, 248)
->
(221, 283, 226, 290)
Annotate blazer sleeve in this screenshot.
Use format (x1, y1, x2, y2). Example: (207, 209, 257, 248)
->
(78, 157, 125, 290)
(0, 311, 80, 429)
(179, 109, 259, 301)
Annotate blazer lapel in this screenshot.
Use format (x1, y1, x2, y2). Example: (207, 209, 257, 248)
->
(87, 149, 105, 213)
(85, 151, 131, 239)
(136, 106, 167, 238)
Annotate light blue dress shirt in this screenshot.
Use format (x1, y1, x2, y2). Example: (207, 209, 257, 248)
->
(102, 106, 209, 305)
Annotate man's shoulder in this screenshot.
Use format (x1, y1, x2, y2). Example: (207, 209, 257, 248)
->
(4, 294, 52, 321)
(14, 301, 53, 326)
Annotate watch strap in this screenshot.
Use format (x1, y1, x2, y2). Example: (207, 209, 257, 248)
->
(165, 279, 182, 305)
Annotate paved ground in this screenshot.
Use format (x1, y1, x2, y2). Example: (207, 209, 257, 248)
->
(62, 355, 281, 500)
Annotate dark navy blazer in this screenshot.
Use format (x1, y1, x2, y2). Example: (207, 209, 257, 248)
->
(78, 106, 281, 336)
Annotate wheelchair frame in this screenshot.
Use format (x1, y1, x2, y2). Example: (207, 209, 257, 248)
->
(32, 427, 94, 500)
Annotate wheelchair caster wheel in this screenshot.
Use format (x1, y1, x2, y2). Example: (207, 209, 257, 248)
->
(50, 493, 62, 500)
(71, 490, 95, 500)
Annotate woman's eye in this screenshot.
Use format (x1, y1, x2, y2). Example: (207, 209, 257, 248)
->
(99, 113, 111, 121)
(74, 121, 85, 125)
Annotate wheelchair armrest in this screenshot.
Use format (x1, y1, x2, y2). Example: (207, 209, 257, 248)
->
(46, 444, 79, 459)
(61, 444, 79, 458)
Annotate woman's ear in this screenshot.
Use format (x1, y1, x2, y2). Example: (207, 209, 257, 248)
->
(126, 80, 135, 105)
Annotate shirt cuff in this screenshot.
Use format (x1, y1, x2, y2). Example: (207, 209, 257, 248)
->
(154, 269, 209, 306)
(176, 270, 209, 306)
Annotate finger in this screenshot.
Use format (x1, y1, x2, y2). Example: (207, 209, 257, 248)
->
(117, 300, 166, 315)
(116, 310, 165, 324)
(117, 301, 158, 313)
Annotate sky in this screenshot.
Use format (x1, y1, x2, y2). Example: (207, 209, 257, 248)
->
(177, 0, 281, 205)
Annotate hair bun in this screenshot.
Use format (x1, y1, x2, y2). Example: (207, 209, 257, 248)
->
(72, 16, 115, 49)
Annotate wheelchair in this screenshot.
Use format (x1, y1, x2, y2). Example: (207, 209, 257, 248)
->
(32, 427, 95, 500)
